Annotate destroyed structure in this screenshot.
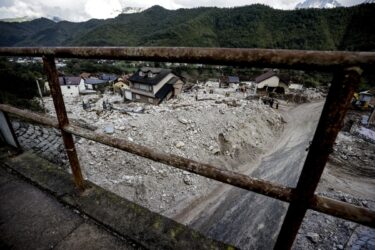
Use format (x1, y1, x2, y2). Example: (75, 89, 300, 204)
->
(125, 67, 183, 104)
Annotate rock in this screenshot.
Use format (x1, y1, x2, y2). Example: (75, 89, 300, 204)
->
(176, 141, 185, 148)
(178, 117, 189, 125)
(183, 176, 193, 185)
(306, 232, 320, 243)
(104, 125, 114, 134)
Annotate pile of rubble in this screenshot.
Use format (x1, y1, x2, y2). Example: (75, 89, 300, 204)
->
(329, 131, 375, 178)
(42, 90, 284, 216)
(295, 190, 375, 250)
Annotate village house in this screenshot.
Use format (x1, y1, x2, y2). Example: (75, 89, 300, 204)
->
(255, 70, 289, 94)
(113, 76, 130, 95)
(125, 67, 183, 104)
(83, 73, 118, 92)
(57, 76, 85, 97)
(219, 76, 240, 88)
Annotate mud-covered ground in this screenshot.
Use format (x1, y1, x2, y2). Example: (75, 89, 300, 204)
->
(16, 87, 374, 249)
(41, 86, 284, 217)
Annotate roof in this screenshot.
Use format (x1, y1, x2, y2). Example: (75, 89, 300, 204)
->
(155, 83, 174, 100)
(166, 77, 179, 85)
(255, 71, 277, 83)
(228, 76, 240, 83)
(84, 78, 108, 85)
(59, 76, 81, 86)
(99, 73, 117, 81)
(129, 68, 172, 85)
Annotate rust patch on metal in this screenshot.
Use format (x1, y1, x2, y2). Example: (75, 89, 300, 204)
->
(43, 56, 85, 191)
(311, 195, 375, 228)
(0, 47, 374, 70)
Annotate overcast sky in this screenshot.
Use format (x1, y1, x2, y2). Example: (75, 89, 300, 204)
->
(0, 0, 366, 22)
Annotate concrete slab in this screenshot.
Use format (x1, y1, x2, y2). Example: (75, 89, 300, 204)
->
(4, 151, 76, 197)
(0, 174, 83, 249)
(0, 162, 141, 250)
(55, 222, 135, 250)
(1, 150, 235, 249)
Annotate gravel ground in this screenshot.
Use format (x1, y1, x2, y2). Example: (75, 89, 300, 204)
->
(41, 88, 284, 217)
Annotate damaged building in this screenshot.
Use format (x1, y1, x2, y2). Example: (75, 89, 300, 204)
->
(125, 67, 183, 105)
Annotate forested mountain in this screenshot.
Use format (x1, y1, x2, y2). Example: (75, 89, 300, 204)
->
(0, 3, 374, 51)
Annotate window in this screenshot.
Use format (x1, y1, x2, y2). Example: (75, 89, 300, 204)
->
(140, 84, 151, 92)
(135, 94, 140, 100)
(134, 83, 140, 89)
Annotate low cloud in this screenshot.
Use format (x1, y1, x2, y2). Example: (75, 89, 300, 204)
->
(0, 0, 365, 22)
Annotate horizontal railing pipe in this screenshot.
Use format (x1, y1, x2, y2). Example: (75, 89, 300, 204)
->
(0, 104, 59, 128)
(64, 123, 294, 202)
(311, 195, 375, 228)
(1, 47, 375, 70)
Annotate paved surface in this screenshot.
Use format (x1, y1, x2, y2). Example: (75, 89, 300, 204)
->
(0, 166, 139, 250)
(12, 120, 68, 167)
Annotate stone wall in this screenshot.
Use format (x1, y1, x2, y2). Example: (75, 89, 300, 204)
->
(11, 120, 69, 167)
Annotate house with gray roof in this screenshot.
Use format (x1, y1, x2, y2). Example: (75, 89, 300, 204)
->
(125, 67, 183, 104)
(58, 76, 85, 97)
(219, 76, 240, 88)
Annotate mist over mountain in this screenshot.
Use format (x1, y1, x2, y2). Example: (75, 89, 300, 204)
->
(0, 3, 374, 51)
(295, 0, 342, 9)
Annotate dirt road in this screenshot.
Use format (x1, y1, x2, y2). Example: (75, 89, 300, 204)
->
(188, 101, 324, 249)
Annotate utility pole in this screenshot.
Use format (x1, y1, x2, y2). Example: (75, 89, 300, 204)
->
(36, 79, 46, 113)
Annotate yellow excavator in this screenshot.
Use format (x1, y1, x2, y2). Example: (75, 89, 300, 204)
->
(352, 92, 373, 110)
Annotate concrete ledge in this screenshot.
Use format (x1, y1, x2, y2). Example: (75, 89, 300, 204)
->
(1, 150, 235, 250)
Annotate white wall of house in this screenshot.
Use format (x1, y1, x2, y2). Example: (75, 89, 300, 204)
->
(152, 73, 175, 94)
(257, 76, 280, 89)
(78, 79, 86, 92)
(124, 90, 132, 100)
(85, 84, 94, 90)
(289, 83, 303, 90)
(61, 85, 79, 97)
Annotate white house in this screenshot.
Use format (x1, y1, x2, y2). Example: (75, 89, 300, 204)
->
(255, 70, 289, 94)
(58, 76, 84, 97)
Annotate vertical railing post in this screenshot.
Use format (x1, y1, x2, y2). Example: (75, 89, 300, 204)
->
(42, 55, 85, 191)
(274, 67, 362, 250)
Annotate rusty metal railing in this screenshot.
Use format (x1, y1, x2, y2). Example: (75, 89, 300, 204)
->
(0, 47, 374, 250)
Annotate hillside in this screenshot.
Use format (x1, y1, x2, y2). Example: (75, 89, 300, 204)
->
(0, 4, 374, 51)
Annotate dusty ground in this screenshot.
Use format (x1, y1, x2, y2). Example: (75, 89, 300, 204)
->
(27, 85, 374, 249)
(42, 86, 284, 217)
